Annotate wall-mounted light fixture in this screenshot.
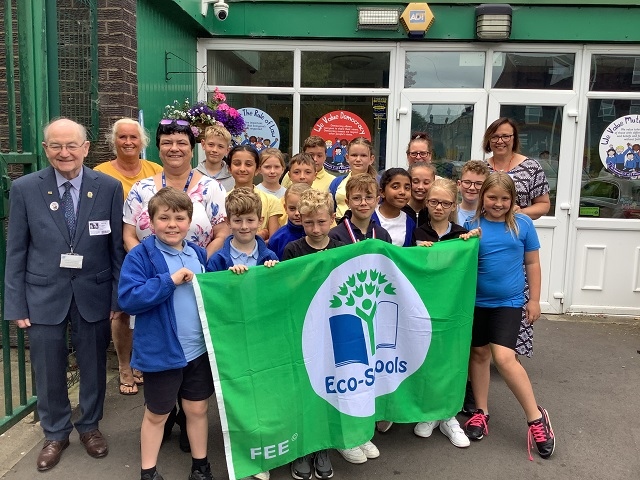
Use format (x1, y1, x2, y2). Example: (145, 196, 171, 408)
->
(357, 7, 402, 30)
(475, 4, 512, 40)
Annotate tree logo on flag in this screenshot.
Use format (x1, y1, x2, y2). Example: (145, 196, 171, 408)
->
(328, 270, 398, 368)
(302, 254, 431, 417)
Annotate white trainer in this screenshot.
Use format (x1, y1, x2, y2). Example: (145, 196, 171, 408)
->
(359, 441, 380, 459)
(253, 472, 270, 480)
(439, 417, 470, 448)
(336, 447, 367, 464)
(414, 420, 439, 438)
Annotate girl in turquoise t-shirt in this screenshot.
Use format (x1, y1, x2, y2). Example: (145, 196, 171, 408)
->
(463, 172, 555, 461)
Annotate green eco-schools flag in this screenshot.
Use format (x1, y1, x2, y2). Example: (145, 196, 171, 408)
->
(194, 238, 478, 479)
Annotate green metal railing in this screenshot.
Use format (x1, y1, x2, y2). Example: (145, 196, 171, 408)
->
(1, 0, 99, 435)
(0, 0, 47, 435)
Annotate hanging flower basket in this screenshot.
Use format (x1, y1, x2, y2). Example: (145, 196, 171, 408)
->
(163, 88, 245, 141)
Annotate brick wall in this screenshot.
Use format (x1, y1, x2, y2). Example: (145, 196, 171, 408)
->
(95, 0, 139, 166)
(0, 1, 139, 167)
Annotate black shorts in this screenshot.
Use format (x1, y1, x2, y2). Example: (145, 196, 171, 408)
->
(471, 306, 522, 350)
(143, 353, 214, 415)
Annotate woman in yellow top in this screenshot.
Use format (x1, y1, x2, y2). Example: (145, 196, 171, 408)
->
(227, 145, 284, 241)
(94, 118, 162, 396)
(95, 118, 163, 198)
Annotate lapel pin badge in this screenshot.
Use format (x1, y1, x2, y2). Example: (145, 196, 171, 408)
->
(87, 192, 93, 198)
(47, 191, 53, 195)
(50, 202, 59, 211)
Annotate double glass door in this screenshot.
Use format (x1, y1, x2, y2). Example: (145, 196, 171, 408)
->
(397, 89, 578, 314)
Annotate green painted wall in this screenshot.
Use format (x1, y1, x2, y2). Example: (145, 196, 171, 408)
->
(137, 0, 201, 162)
(171, 0, 640, 43)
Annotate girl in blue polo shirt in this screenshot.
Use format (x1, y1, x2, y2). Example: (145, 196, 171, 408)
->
(463, 172, 555, 461)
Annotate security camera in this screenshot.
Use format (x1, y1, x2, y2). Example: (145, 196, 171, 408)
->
(201, 0, 229, 19)
(214, 0, 229, 21)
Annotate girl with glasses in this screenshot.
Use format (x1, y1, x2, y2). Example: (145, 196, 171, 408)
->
(409, 179, 478, 448)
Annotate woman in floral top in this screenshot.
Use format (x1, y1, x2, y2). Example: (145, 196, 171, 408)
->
(123, 120, 230, 257)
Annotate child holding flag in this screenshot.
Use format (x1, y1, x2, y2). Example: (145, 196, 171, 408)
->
(328, 172, 388, 464)
(282, 189, 344, 480)
(118, 188, 214, 480)
(463, 172, 555, 460)
(411, 178, 480, 448)
(206, 188, 279, 273)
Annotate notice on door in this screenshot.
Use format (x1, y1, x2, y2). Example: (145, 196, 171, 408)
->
(311, 111, 372, 173)
(599, 115, 640, 179)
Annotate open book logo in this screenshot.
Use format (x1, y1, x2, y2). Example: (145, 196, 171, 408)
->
(302, 254, 432, 417)
(328, 269, 399, 368)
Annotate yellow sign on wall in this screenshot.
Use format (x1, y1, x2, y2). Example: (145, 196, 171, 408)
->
(400, 3, 435, 38)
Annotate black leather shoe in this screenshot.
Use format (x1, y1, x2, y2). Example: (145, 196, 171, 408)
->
(37, 439, 70, 471)
(79, 429, 109, 458)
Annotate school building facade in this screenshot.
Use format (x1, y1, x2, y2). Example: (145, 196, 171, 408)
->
(139, 0, 640, 316)
(3, 2, 635, 316)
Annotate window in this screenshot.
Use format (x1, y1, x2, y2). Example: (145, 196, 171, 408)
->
(590, 55, 640, 92)
(204, 43, 392, 164)
(404, 52, 485, 88)
(492, 53, 575, 89)
(207, 50, 293, 87)
(301, 52, 390, 88)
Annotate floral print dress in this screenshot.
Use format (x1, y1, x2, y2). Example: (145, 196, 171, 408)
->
(124, 176, 227, 247)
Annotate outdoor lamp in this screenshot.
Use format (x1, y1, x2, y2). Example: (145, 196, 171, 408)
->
(475, 4, 512, 40)
(357, 7, 402, 30)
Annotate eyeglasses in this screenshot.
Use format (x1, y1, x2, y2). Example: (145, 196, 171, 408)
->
(349, 195, 377, 205)
(159, 119, 190, 127)
(427, 199, 454, 209)
(44, 142, 86, 152)
(408, 151, 432, 158)
(489, 134, 514, 143)
(460, 180, 484, 189)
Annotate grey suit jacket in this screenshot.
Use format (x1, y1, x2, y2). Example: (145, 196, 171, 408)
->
(4, 165, 125, 325)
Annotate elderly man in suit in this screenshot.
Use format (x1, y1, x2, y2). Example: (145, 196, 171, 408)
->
(4, 118, 125, 471)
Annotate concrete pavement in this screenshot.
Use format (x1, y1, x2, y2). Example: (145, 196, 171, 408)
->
(1, 315, 639, 480)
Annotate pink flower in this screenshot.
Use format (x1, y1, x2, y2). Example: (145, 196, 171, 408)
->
(189, 183, 206, 202)
(228, 107, 239, 118)
(217, 103, 230, 112)
(138, 210, 151, 231)
(213, 87, 226, 103)
(191, 126, 200, 137)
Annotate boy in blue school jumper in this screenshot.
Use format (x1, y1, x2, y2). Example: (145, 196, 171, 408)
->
(118, 187, 213, 480)
(207, 187, 278, 274)
(268, 183, 311, 260)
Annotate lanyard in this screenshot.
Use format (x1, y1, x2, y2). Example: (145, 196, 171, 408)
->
(344, 218, 376, 244)
(162, 170, 194, 192)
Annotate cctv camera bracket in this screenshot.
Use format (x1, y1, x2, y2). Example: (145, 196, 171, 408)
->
(202, 0, 224, 16)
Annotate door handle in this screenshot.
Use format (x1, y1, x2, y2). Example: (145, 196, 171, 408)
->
(559, 202, 571, 212)
(396, 107, 408, 120)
